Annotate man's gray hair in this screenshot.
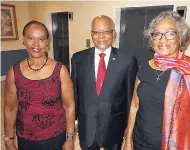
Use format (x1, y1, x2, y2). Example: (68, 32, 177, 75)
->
(91, 15, 115, 30)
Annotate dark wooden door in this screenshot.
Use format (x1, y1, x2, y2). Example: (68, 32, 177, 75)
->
(119, 5, 174, 65)
(52, 12, 70, 71)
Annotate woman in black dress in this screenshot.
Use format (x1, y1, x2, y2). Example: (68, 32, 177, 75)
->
(123, 11, 190, 150)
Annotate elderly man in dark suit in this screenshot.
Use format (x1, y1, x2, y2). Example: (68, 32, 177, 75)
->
(71, 15, 137, 150)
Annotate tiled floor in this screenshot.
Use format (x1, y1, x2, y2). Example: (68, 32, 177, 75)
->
(1, 81, 81, 150)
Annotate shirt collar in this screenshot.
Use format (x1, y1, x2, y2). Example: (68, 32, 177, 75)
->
(95, 46, 112, 56)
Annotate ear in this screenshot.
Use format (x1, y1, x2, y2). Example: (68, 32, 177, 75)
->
(112, 30, 117, 44)
(46, 46, 49, 52)
(23, 37, 26, 45)
(91, 30, 93, 37)
(113, 30, 117, 40)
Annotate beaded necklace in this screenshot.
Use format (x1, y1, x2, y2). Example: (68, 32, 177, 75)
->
(27, 57, 48, 71)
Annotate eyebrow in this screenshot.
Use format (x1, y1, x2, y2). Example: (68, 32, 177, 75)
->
(153, 30, 176, 32)
(92, 29, 113, 31)
(26, 35, 46, 37)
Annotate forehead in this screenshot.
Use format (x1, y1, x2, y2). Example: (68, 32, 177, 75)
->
(25, 24, 47, 35)
(92, 18, 113, 30)
(154, 18, 178, 31)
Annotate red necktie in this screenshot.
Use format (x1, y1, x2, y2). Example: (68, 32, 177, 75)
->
(96, 53, 106, 96)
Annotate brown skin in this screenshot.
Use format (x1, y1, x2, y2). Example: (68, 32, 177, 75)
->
(4, 24, 75, 150)
(123, 18, 180, 150)
(60, 65, 75, 150)
(149, 18, 180, 70)
(24, 24, 48, 60)
(91, 16, 116, 52)
(151, 18, 180, 58)
(4, 67, 18, 150)
(123, 78, 140, 150)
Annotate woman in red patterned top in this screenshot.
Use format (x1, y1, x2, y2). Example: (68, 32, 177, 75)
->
(4, 20, 75, 150)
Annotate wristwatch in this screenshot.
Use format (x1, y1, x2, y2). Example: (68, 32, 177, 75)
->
(4, 135, 14, 141)
(66, 132, 75, 141)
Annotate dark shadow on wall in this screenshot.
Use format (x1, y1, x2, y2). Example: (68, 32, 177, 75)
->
(1, 50, 49, 76)
(1, 49, 28, 76)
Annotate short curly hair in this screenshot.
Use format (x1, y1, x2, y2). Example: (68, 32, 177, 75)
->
(144, 11, 190, 51)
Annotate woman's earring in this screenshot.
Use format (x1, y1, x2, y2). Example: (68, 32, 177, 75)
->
(179, 44, 182, 51)
(46, 46, 49, 52)
(149, 41, 154, 52)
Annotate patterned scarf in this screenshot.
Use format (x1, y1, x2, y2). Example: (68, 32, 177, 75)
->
(154, 51, 190, 150)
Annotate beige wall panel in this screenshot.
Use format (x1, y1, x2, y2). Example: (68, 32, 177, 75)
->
(28, 1, 190, 56)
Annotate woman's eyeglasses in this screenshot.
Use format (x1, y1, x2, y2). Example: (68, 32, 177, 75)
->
(151, 31, 177, 40)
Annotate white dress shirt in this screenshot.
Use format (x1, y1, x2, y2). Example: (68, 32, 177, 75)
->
(95, 46, 111, 80)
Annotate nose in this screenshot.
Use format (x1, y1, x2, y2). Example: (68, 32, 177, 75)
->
(160, 34, 167, 42)
(98, 32, 105, 38)
(33, 38, 40, 46)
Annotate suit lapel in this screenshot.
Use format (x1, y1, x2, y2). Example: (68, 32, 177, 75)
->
(87, 48, 97, 94)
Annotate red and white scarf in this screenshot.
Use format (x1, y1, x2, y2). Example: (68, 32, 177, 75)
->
(154, 51, 190, 150)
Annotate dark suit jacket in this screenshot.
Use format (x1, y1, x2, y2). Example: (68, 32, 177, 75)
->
(71, 47, 137, 149)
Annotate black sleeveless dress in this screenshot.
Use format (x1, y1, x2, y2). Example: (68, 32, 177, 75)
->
(133, 56, 171, 150)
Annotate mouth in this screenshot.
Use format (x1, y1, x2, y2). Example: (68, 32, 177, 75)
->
(158, 45, 170, 50)
(32, 48, 41, 52)
(97, 40, 107, 44)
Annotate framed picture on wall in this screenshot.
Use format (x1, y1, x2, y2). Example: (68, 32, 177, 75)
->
(1, 4, 19, 41)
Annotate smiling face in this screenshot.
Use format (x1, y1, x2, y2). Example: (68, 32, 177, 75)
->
(152, 18, 180, 58)
(23, 24, 48, 58)
(91, 17, 115, 52)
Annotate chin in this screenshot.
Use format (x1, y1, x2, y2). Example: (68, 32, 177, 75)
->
(158, 52, 178, 57)
(156, 50, 178, 57)
(97, 46, 109, 50)
(30, 54, 45, 58)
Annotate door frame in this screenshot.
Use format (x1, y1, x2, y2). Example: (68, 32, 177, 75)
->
(113, 3, 177, 48)
(46, 13, 54, 59)
(46, 12, 71, 60)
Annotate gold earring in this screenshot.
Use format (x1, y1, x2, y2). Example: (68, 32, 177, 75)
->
(46, 46, 49, 52)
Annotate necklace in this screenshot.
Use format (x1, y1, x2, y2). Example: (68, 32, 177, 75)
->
(27, 57, 48, 71)
(155, 68, 165, 82)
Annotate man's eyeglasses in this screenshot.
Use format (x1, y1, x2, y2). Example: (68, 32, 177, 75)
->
(151, 31, 178, 40)
(91, 30, 114, 36)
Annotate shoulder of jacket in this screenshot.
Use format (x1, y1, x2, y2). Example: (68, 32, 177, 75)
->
(72, 47, 94, 58)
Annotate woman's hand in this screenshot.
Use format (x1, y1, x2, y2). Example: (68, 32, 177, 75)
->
(123, 139, 134, 150)
(63, 140, 74, 150)
(5, 144, 17, 150)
